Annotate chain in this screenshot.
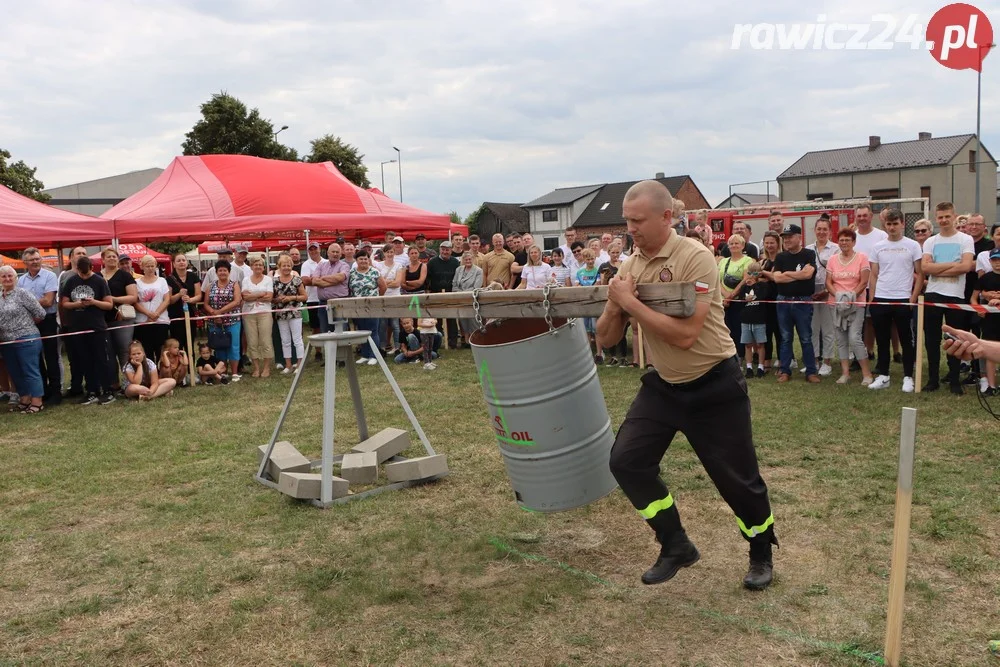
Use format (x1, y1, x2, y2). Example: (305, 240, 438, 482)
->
(472, 288, 485, 331)
(542, 284, 554, 332)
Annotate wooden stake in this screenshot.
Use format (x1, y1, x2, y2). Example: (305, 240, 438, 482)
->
(884, 407, 917, 667)
(184, 305, 196, 388)
(914, 296, 925, 393)
(637, 323, 645, 368)
(441, 290, 449, 350)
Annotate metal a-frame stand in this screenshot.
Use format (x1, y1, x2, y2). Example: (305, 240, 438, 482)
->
(254, 319, 444, 508)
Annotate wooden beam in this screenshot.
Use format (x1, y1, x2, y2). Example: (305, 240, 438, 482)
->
(327, 283, 696, 320)
(884, 407, 918, 667)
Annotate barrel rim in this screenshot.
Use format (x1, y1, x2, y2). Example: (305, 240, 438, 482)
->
(469, 317, 577, 348)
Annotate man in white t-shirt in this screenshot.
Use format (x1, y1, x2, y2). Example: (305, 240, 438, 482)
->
(391, 236, 409, 269)
(299, 242, 328, 351)
(558, 228, 578, 262)
(853, 204, 889, 357)
(867, 209, 923, 392)
(921, 201, 976, 393)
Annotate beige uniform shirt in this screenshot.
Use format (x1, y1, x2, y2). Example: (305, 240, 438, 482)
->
(620, 231, 735, 383)
(484, 249, 515, 287)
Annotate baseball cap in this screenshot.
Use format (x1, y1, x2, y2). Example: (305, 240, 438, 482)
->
(415, 233, 426, 240)
(307, 241, 321, 249)
(780, 223, 802, 236)
(217, 247, 234, 255)
(392, 236, 405, 243)
(989, 248, 1000, 260)
(235, 248, 248, 254)
(439, 241, 452, 248)
(118, 254, 131, 261)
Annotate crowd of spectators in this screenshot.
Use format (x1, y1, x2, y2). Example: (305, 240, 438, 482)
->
(1, 202, 997, 413)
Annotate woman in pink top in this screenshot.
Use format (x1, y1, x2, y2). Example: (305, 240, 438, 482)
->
(826, 228, 873, 385)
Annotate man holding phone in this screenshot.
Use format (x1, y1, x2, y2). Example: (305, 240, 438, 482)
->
(59, 255, 115, 404)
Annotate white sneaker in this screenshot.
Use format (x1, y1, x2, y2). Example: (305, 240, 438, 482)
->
(231, 374, 242, 382)
(356, 358, 367, 365)
(281, 367, 292, 375)
(790, 359, 798, 370)
(367, 358, 378, 366)
(868, 375, 891, 390)
(423, 362, 436, 370)
(818, 363, 833, 377)
(275, 363, 284, 370)
(980, 377, 990, 394)
(835, 375, 850, 385)
(902, 377, 915, 393)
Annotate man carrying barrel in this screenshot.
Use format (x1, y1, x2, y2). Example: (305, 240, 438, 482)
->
(597, 180, 777, 590)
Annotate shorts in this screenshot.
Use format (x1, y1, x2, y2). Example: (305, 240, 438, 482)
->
(741, 323, 767, 344)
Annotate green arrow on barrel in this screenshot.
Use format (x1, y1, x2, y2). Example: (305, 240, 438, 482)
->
(478, 360, 535, 447)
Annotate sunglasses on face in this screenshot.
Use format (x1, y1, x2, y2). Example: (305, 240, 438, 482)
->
(915, 229, 930, 234)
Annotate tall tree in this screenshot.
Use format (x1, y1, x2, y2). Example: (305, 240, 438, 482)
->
(0, 149, 50, 202)
(304, 134, 370, 188)
(464, 205, 484, 235)
(182, 92, 297, 160)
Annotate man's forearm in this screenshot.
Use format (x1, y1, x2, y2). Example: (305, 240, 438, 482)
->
(596, 305, 628, 348)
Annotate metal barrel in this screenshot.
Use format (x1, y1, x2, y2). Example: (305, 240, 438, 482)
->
(470, 317, 618, 512)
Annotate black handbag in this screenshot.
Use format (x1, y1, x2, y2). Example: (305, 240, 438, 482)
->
(207, 325, 232, 351)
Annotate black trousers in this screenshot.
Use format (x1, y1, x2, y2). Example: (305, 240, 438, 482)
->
(609, 356, 774, 544)
(923, 294, 969, 385)
(763, 303, 779, 362)
(871, 298, 915, 377)
(73, 331, 114, 396)
(135, 323, 169, 364)
(36, 313, 61, 398)
(724, 302, 745, 360)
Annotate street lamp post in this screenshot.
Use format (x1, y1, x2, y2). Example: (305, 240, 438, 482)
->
(974, 43, 994, 213)
(380, 159, 397, 192)
(273, 125, 289, 140)
(393, 146, 402, 202)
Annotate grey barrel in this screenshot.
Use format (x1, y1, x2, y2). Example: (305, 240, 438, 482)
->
(470, 317, 618, 512)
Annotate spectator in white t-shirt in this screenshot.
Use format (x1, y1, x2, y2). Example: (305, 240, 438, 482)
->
(867, 209, 922, 392)
(134, 254, 171, 364)
(921, 201, 976, 393)
(977, 224, 1000, 276)
(852, 204, 888, 358)
(299, 242, 327, 348)
(377, 244, 405, 352)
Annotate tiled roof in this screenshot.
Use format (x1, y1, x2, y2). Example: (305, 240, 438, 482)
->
(481, 202, 528, 225)
(778, 134, 981, 179)
(573, 176, 691, 229)
(522, 184, 603, 208)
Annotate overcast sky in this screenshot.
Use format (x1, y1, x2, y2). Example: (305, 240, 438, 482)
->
(1, 0, 997, 217)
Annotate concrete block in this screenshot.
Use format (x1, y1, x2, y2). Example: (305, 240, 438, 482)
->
(340, 451, 378, 485)
(278, 472, 348, 500)
(257, 441, 312, 480)
(350, 427, 411, 464)
(384, 455, 449, 482)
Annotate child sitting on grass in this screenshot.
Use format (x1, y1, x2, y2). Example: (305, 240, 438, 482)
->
(158, 338, 189, 386)
(394, 318, 440, 365)
(196, 343, 230, 385)
(123, 341, 176, 401)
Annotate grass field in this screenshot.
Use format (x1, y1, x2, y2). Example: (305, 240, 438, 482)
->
(1, 343, 998, 666)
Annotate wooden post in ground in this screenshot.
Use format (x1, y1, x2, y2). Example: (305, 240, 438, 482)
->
(441, 290, 449, 350)
(637, 323, 645, 368)
(184, 305, 196, 388)
(884, 407, 918, 667)
(914, 297, 925, 393)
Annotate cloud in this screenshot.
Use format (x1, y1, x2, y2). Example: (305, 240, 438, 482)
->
(0, 0, 996, 218)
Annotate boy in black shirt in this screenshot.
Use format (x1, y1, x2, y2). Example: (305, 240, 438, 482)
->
(761, 224, 820, 382)
(738, 262, 767, 378)
(972, 248, 1000, 395)
(59, 256, 116, 404)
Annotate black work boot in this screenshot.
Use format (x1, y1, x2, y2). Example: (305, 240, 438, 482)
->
(641, 531, 700, 585)
(743, 532, 776, 591)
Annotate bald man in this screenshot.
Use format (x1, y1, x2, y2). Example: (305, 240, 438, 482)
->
(598, 180, 777, 591)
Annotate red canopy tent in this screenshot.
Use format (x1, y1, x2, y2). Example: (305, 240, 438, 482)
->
(103, 155, 455, 242)
(89, 242, 172, 273)
(0, 185, 115, 251)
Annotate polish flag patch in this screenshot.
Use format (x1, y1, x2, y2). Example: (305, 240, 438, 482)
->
(694, 281, 710, 293)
